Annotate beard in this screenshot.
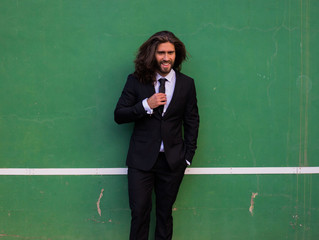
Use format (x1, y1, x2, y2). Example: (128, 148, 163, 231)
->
(156, 60, 174, 75)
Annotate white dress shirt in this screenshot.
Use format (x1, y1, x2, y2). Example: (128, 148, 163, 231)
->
(142, 69, 176, 115)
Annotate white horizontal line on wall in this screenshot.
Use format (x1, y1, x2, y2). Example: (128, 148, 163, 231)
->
(185, 167, 319, 175)
(0, 167, 318, 176)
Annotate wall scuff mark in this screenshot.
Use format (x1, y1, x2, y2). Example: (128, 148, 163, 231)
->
(249, 192, 258, 216)
(97, 188, 104, 216)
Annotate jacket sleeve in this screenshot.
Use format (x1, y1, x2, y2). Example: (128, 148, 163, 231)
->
(114, 75, 148, 124)
(183, 79, 200, 163)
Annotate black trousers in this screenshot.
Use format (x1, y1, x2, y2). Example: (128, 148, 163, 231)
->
(128, 153, 187, 240)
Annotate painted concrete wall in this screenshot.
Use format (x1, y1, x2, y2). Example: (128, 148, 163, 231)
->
(1, 0, 318, 239)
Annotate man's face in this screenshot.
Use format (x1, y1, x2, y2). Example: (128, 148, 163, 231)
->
(155, 42, 176, 76)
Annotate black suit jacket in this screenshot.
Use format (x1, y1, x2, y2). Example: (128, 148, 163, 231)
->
(114, 71, 199, 171)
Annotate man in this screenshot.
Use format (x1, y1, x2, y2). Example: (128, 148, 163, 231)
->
(114, 31, 199, 240)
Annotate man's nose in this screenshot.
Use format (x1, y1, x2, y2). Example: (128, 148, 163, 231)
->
(163, 53, 169, 60)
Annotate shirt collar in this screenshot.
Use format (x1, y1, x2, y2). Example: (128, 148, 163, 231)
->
(156, 69, 175, 83)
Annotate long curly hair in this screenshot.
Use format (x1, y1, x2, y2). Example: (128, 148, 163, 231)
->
(134, 31, 187, 84)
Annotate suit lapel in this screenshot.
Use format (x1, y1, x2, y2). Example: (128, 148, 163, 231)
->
(163, 72, 183, 118)
(146, 81, 155, 96)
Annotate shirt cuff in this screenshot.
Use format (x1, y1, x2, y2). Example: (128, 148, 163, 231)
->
(142, 98, 153, 114)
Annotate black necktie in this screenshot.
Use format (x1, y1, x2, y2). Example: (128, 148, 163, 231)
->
(158, 78, 166, 114)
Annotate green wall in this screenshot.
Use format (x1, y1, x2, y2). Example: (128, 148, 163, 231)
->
(1, 0, 318, 239)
